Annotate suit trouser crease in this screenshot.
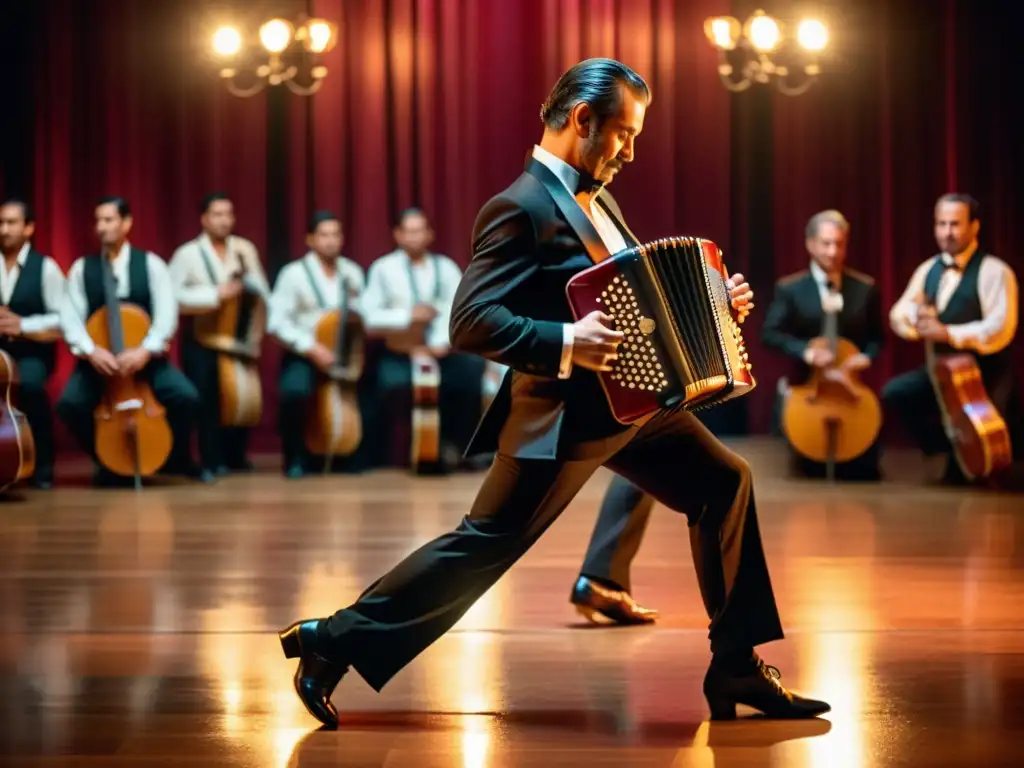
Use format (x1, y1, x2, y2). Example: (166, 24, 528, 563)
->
(578, 473, 655, 593)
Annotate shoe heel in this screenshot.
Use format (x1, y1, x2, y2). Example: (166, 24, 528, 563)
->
(278, 623, 303, 659)
(706, 694, 737, 720)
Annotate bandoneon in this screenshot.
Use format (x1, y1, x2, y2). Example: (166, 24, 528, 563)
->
(565, 236, 754, 424)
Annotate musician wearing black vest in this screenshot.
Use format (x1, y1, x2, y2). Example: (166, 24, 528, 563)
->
(360, 208, 485, 470)
(0, 198, 65, 488)
(275, 59, 829, 729)
(56, 197, 208, 486)
(169, 193, 270, 476)
(267, 211, 367, 478)
(883, 193, 1020, 483)
(762, 210, 885, 480)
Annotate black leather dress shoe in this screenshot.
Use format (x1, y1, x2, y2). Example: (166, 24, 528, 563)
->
(279, 619, 348, 729)
(703, 656, 831, 720)
(570, 576, 659, 625)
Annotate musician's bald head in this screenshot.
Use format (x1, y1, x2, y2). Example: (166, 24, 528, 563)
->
(538, 58, 650, 188)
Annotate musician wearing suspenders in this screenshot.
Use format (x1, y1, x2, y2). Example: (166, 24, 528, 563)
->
(883, 193, 1020, 484)
(762, 210, 885, 480)
(275, 60, 829, 729)
(0, 198, 66, 489)
(169, 193, 270, 476)
(56, 197, 207, 486)
(267, 211, 367, 478)
(360, 208, 484, 471)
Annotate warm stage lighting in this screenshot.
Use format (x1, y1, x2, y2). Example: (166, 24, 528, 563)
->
(798, 19, 829, 52)
(212, 26, 242, 57)
(259, 18, 293, 54)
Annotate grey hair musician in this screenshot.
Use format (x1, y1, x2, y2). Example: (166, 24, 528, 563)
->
(266, 210, 366, 478)
(168, 192, 270, 476)
(275, 57, 829, 729)
(882, 193, 1020, 483)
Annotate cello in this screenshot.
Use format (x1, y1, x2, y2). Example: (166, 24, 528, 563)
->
(303, 275, 365, 471)
(781, 286, 883, 480)
(86, 259, 172, 488)
(192, 270, 266, 428)
(920, 305, 1012, 482)
(0, 349, 36, 492)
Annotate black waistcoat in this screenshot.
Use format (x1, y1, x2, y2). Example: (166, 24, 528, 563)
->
(82, 247, 153, 318)
(1, 249, 59, 373)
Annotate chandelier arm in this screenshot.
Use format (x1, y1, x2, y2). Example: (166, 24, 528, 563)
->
(222, 74, 269, 98)
(775, 76, 817, 96)
(283, 77, 325, 96)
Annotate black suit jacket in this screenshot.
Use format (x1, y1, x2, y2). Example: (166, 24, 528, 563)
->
(761, 267, 884, 382)
(450, 157, 639, 460)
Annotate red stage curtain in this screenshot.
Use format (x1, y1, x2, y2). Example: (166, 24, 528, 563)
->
(6, 0, 1022, 450)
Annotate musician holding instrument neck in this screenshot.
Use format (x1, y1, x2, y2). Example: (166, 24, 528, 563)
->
(762, 210, 885, 481)
(169, 192, 270, 477)
(56, 197, 208, 487)
(883, 193, 1020, 485)
(275, 59, 829, 730)
(360, 208, 484, 472)
(0, 198, 66, 489)
(267, 210, 367, 478)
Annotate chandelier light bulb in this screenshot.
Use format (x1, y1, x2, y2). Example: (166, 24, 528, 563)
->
(305, 20, 335, 53)
(259, 18, 293, 54)
(748, 13, 781, 52)
(703, 16, 740, 50)
(797, 19, 829, 51)
(212, 26, 242, 57)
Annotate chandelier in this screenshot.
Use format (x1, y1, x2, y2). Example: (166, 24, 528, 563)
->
(211, 16, 338, 97)
(704, 9, 828, 96)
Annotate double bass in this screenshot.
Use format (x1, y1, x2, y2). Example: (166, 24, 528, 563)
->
(781, 288, 882, 480)
(921, 305, 1012, 481)
(0, 349, 36, 492)
(87, 260, 172, 488)
(192, 270, 266, 428)
(303, 275, 365, 471)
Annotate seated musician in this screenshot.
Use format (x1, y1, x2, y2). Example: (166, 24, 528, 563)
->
(267, 210, 367, 478)
(762, 209, 885, 480)
(361, 208, 485, 469)
(169, 192, 270, 476)
(0, 198, 66, 489)
(56, 196, 210, 486)
(883, 193, 1020, 484)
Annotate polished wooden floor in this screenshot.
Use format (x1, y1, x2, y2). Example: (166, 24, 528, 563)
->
(2, 437, 1023, 767)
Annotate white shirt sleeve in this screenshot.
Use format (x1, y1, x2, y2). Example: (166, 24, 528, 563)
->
(19, 257, 66, 337)
(558, 324, 574, 379)
(889, 261, 932, 341)
(60, 259, 95, 357)
(426, 257, 462, 348)
(168, 243, 220, 314)
(142, 254, 179, 355)
(946, 258, 1019, 354)
(361, 260, 414, 331)
(267, 265, 316, 355)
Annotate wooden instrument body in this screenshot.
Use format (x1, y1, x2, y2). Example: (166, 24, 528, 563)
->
(927, 350, 1012, 480)
(193, 290, 265, 428)
(564, 236, 754, 424)
(303, 309, 365, 459)
(86, 305, 173, 477)
(781, 336, 882, 464)
(0, 349, 36, 491)
(410, 352, 442, 472)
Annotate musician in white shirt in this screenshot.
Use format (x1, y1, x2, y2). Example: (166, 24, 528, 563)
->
(361, 208, 485, 469)
(882, 193, 1020, 483)
(55, 196, 208, 486)
(169, 193, 270, 476)
(267, 210, 367, 477)
(0, 198, 66, 488)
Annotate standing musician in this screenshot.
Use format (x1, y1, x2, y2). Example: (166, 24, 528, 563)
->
(762, 210, 885, 480)
(276, 59, 829, 729)
(0, 198, 65, 489)
(360, 208, 485, 470)
(267, 211, 367, 479)
(883, 193, 1020, 484)
(169, 192, 269, 477)
(56, 196, 209, 486)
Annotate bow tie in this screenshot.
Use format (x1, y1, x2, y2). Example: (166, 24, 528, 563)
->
(574, 168, 606, 196)
(940, 254, 962, 271)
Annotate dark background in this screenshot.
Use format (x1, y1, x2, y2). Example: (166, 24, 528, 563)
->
(1, 0, 1019, 450)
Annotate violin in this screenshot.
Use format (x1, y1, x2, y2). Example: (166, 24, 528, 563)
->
(781, 291, 882, 479)
(0, 349, 36, 492)
(87, 262, 172, 488)
(192, 270, 265, 428)
(920, 305, 1012, 481)
(302, 277, 364, 471)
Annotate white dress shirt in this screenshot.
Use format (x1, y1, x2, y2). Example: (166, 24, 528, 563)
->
(361, 248, 463, 352)
(168, 233, 269, 313)
(267, 252, 365, 355)
(889, 243, 1018, 355)
(1, 242, 66, 337)
(530, 145, 630, 379)
(60, 242, 179, 357)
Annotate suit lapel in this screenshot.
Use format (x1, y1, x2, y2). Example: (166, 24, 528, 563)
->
(525, 158, 612, 264)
